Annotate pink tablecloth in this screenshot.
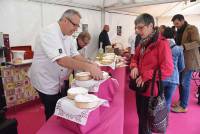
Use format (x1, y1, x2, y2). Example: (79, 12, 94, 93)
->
(37, 67, 126, 134)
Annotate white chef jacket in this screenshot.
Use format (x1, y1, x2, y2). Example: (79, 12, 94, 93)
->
(28, 23, 79, 95)
(75, 40, 88, 58)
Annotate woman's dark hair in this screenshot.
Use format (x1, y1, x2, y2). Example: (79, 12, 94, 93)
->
(160, 25, 166, 29)
(163, 27, 174, 39)
(135, 13, 155, 27)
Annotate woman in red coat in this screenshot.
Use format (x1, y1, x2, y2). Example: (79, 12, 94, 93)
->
(130, 13, 174, 134)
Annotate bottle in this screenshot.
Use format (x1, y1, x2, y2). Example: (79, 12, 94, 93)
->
(98, 42, 104, 61)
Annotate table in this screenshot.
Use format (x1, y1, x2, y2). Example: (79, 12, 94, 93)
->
(37, 67, 127, 134)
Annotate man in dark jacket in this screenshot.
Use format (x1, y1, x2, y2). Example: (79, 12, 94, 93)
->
(98, 25, 111, 52)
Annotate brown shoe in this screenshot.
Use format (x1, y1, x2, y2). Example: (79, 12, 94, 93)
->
(171, 105, 187, 113)
(171, 101, 180, 107)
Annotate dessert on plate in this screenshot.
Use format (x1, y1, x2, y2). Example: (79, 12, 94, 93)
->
(67, 87, 88, 100)
(75, 72, 92, 81)
(74, 94, 100, 109)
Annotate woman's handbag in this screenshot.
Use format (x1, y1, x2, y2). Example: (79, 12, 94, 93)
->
(129, 76, 150, 93)
(148, 69, 168, 133)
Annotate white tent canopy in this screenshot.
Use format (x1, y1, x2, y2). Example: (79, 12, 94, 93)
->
(0, 0, 200, 58)
(30, 0, 200, 17)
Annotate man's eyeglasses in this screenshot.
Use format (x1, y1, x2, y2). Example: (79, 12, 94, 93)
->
(66, 18, 80, 28)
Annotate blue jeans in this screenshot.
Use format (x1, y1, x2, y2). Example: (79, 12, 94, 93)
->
(179, 70, 193, 108)
(163, 82, 177, 111)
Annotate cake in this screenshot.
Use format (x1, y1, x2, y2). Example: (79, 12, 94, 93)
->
(74, 94, 100, 109)
(67, 87, 88, 100)
(75, 72, 92, 81)
(13, 58, 23, 64)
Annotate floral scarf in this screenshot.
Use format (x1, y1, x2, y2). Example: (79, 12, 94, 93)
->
(139, 29, 159, 55)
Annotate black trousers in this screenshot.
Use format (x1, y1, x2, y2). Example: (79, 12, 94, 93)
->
(37, 80, 70, 120)
(37, 91, 61, 120)
(136, 93, 152, 134)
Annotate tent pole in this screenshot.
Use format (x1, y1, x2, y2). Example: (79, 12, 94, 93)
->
(101, 0, 106, 29)
(155, 17, 159, 26)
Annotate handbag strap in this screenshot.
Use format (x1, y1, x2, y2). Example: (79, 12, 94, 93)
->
(157, 69, 164, 96)
(150, 69, 164, 97)
(150, 42, 165, 97)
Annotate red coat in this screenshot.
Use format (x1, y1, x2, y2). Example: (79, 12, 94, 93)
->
(130, 34, 174, 97)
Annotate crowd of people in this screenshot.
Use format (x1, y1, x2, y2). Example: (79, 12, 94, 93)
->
(28, 8, 200, 134)
(129, 13, 200, 134)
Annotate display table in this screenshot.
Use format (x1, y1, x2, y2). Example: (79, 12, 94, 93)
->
(37, 67, 127, 134)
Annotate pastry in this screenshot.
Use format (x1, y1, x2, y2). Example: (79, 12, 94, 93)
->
(67, 87, 88, 100)
(103, 53, 115, 56)
(100, 59, 113, 65)
(75, 72, 92, 81)
(102, 56, 115, 60)
(74, 94, 100, 109)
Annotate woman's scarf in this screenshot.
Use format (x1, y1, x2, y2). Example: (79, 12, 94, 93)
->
(139, 29, 159, 55)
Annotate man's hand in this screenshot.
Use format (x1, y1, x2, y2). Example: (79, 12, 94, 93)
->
(91, 62, 100, 68)
(88, 64, 103, 80)
(130, 67, 139, 79)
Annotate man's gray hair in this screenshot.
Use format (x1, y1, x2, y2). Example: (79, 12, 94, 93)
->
(59, 9, 81, 21)
(135, 13, 155, 27)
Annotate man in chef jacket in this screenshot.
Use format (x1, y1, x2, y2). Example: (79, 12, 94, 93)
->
(29, 9, 103, 120)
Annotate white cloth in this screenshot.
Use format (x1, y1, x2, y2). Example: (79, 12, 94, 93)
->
(128, 34, 136, 54)
(28, 23, 79, 95)
(54, 97, 109, 125)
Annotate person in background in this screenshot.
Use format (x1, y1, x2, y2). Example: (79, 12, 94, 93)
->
(128, 27, 140, 55)
(128, 33, 136, 55)
(171, 14, 200, 112)
(76, 31, 91, 58)
(162, 27, 185, 111)
(99, 25, 111, 52)
(159, 25, 166, 35)
(130, 13, 173, 134)
(62, 31, 92, 96)
(134, 34, 141, 49)
(128, 29, 141, 59)
(29, 9, 103, 120)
